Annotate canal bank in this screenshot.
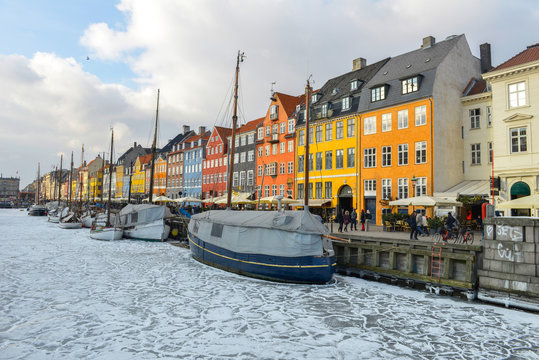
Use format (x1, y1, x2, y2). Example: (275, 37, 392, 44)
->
(330, 218, 539, 311)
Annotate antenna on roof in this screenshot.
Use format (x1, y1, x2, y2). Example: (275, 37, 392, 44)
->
(270, 81, 276, 101)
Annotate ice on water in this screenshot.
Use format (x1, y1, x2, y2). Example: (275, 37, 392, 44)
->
(1, 209, 538, 359)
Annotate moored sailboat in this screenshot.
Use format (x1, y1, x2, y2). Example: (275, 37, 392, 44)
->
(59, 151, 83, 229)
(29, 163, 47, 216)
(187, 52, 335, 283)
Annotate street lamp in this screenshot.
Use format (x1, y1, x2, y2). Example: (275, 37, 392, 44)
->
(411, 175, 417, 197)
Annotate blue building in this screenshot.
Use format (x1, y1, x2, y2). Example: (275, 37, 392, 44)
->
(182, 129, 210, 205)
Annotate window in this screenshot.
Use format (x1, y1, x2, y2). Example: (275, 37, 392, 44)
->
(235, 136, 239, 147)
(382, 146, 392, 167)
(308, 183, 313, 199)
(271, 184, 277, 196)
(248, 150, 254, 162)
(270, 104, 279, 120)
(288, 119, 295, 133)
(415, 105, 426, 126)
(297, 183, 304, 199)
(280, 142, 285, 154)
(279, 184, 285, 196)
(415, 177, 427, 196)
(350, 80, 358, 91)
(234, 153, 239, 164)
(264, 185, 270, 197)
(280, 122, 286, 134)
(308, 154, 313, 171)
(382, 179, 392, 200)
(247, 170, 254, 186)
(239, 171, 246, 186)
(313, 182, 322, 199)
(363, 148, 376, 168)
(298, 155, 304, 173)
(402, 76, 418, 94)
(325, 123, 332, 141)
(336, 121, 344, 139)
(265, 126, 271, 136)
(272, 143, 278, 155)
(471, 143, 481, 165)
(258, 165, 263, 176)
(398, 178, 409, 199)
(335, 149, 344, 169)
(321, 104, 328, 118)
(316, 152, 323, 170)
(272, 124, 278, 135)
(415, 141, 427, 164)
(248, 133, 254, 144)
(240, 135, 246, 146)
(287, 161, 293, 174)
(312, 94, 319, 103)
(265, 145, 270, 156)
(488, 142, 493, 164)
(258, 147, 263, 157)
(364, 116, 376, 135)
(510, 127, 527, 153)
(325, 151, 332, 170)
(347, 148, 355, 168)
(308, 127, 314, 145)
(288, 140, 293, 152)
(397, 109, 408, 129)
(487, 106, 492, 127)
(316, 125, 323, 142)
(347, 118, 355, 137)
(240, 152, 246, 163)
(324, 182, 332, 199)
(298, 129, 305, 146)
(232, 172, 239, 186)
(371, 86, 385, 102)
(381, 113, 391, 132)
(364, 179, 376, 193)
(508, 81, 526, 108)
(470, 109, 480, 129)
(279, 162, 285, 174)
(342, 97, 351, 110)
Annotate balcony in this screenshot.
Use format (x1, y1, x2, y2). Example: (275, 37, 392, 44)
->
(268, 133, 279, 143)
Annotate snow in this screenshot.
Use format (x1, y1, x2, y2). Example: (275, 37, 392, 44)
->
(1, 209, 538, 359)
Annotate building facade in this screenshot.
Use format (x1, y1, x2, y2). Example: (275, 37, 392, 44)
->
(230, 118, 263, 196)
(202, 126, 231, 199)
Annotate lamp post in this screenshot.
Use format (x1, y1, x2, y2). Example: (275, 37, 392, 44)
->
(411, 175, 417, 197)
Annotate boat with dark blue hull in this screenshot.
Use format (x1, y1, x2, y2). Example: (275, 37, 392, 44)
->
(188, 209, 336, 284)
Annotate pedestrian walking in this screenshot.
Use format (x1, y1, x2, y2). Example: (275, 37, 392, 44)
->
(336, 210, 344, 233)
(365, 210, 372, 231)
(408, 210, 418, 240)
(360, 209, 366, 231)
(343, 210, 351, 232)
(351, 208, 358, 231)
(416, 211, 426, 236)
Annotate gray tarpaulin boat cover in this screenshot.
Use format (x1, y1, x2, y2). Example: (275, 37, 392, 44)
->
(189, 210, 331, 257)
(119, 204, 171, 227)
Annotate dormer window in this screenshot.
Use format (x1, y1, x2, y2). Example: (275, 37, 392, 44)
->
(311, 93, 319, 103)
(296, 105, 301, 113)
(270, 104, 279, 120)
(401, 76, 420, 94)
(342, 97, 351, 110)
(332, 88, 339, 95)
(350, 80, 359, 91)
(321, 104, 328, 117)
(371, 86, 386, 102)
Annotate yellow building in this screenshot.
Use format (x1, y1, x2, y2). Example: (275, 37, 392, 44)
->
(115, 164, 124, 198)
(132, 155, 150, 198)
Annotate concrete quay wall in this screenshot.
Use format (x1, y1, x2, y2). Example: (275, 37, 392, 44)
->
(480, 217, 539, 310)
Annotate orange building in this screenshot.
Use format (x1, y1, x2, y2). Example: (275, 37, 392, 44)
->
(256, 92, 303, 201)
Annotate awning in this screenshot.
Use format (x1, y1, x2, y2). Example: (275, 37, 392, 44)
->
(296, 199, 332, 207)
(434, 180, 491, 200)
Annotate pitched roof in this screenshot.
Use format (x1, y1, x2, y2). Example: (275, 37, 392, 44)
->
(462, 78, 488, 96)
(491, 43, 539, 71)
(139, 154, 152, 165)
(214, 126, 232, 141)
(275, 92, 304, 116)
(160, 130, 195, 154)
(237, 117, 264, 134)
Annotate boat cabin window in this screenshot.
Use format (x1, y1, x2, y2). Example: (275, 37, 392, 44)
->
(192, 220, 199, 234)
(211, 223, 223, 238)
(130, 212, 138, 223)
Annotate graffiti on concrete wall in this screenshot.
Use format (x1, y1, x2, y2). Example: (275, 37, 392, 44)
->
(497, 242, 523, 262)
(491, 225, 523, 242)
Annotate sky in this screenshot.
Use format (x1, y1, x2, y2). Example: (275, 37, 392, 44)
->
(0, 0, 537, 188)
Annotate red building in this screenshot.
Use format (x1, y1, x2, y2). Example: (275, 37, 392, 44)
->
(202, 126, 231, 200)
(256, 92, 304, 199)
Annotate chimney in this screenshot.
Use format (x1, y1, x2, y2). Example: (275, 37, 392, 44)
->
(198, 126, 206, 135)
(183, 125, 190, 134)
(133, 141, 137, 148)
(422, 36, 435, 48)
(480, 43, 492, 73)
(352, 57, 367, 71)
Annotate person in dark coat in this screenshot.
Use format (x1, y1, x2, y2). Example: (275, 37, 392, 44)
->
(336, 210, 344, 233)
(351, 208, 358, 231)
(360, 210, 366, 231)
(343, 210, 351, 232)
(408, 210, 418, 240)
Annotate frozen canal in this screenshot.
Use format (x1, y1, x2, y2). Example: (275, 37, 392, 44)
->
(1, 209, 538, 359)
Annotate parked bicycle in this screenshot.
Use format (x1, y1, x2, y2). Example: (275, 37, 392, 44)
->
(457, 227, 474, 244)
(432, 227, 457, 243)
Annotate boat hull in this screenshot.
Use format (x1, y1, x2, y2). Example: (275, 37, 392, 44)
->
(188, 232, 335, 284)
(48, 215, 60, 223)
(82, 216, 94, 228)
(123, 220, 170, 242)
(28, 206, 47, 216)
(59, 222, 83, 229)
(90, 227, 123, 241)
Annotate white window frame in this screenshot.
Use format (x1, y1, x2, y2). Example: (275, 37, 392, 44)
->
(415, 141, 427, 164)
(381, 113, 392, 132)
(415, 105, 426, 126)
(398, 178, 409, 199)
(470, 108, 480, 129)
(471, 143, 481, 165)
(510, 127, 527, 153)
(381, 178, 392, 200)
(398, 144, 408, 166)
(508, 81, 527, 108)
(363, 147, 376, 168)
(382, 146, 392, 167)
(364, 116, 376, 135)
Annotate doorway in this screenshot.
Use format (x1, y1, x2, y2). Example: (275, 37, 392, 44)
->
(510, 181, 531, 216)
(337, 185, 353, 216)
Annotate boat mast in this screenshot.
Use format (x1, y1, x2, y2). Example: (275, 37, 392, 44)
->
(79, 145, 84, 208)
(100, 151, 105, 203)
(304, 78, 311, 211)
(68, 152, 73, 207)
(57, 154, 63, 204)
(106, 129, 114, 226)
(36, 163, 40, 205)
(226, 50, 244, 210)
(148, 89, 160, 204)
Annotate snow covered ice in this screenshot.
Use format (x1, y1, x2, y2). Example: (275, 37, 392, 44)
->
(1, 209, 538, 359)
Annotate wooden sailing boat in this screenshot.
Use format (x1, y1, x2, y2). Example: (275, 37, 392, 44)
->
(187, 52, 336, 284)
(59, 149, 83, 229)
(90, 128, 123, 240)
(118, 89, 172, 241)
(29, 163, 47, 216)
(48, 155, 63, 223)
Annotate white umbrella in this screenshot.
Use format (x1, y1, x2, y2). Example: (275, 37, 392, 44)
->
(174, 196, 203, 203)
(496, 194, 539, 210)
(389, 195, 462, 207)
(215, 192, 254, 205)
(259, 196, 301, 205)
(152, 195, 174, 203)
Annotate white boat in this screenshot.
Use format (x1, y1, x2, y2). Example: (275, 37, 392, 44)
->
(59, 210, 83, 229)
(48, 213, 60, 223)
(119, 204, 170, 241)
(29, 163, 47, 217)
(82, 213, 94, 228)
